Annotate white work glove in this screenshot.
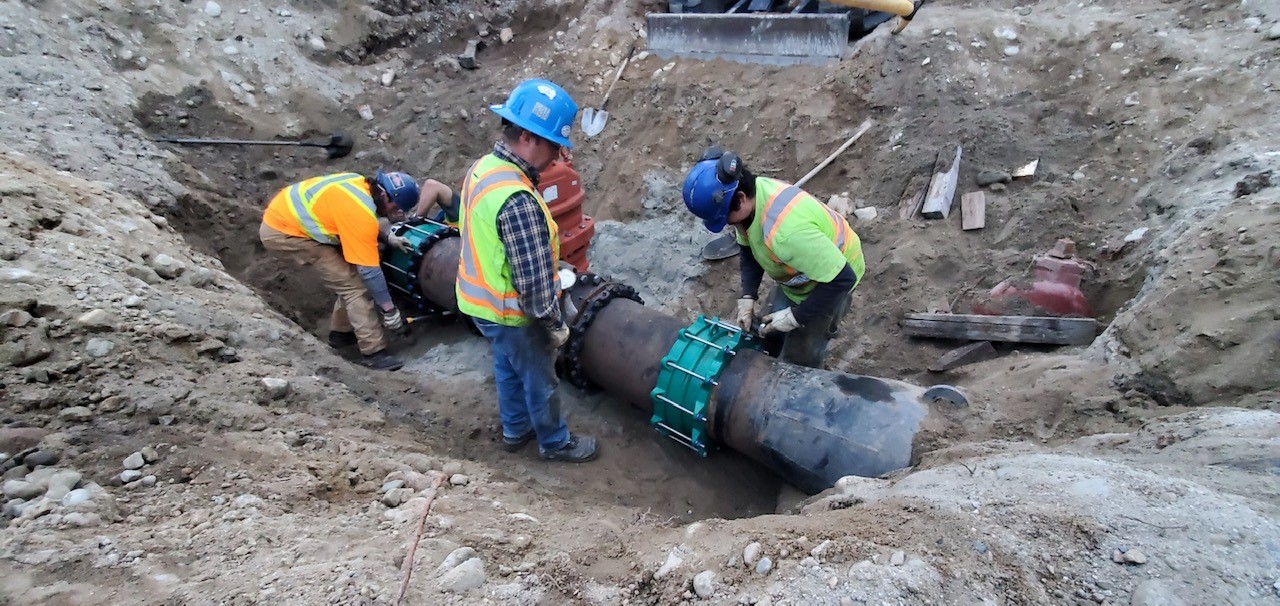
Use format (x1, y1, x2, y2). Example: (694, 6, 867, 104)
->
(386, 232, 414, 253)
(380, 308, 404, 330)
(735, 297, 756, 331)
(758, 307, 801, 336)
(549, 324, 570, 351)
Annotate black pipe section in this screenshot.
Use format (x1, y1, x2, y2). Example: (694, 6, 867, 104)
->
(407, 262, 963, 493)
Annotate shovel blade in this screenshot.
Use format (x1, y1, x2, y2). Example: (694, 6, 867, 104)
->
(581, 108, 609, 138)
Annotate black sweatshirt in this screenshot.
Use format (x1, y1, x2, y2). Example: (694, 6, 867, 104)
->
(740, 246, 857, 326)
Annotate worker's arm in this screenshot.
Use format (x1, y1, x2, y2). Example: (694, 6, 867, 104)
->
(411, 179, 458, 222)
(773, 226, 855, 326)
(496, 192, 563, 331)
(356, 265, 395, 311)
(739, 246, 765, 298)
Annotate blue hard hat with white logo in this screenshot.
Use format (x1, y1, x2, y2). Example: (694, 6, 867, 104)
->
(374, 170, 420, 211)
(682, 158, 739, 233)
(490, 79, 579, 149)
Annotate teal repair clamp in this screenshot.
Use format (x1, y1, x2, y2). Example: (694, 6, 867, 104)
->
(649, 315, 763, 457)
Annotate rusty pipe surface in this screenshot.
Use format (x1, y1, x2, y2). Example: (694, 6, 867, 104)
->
(412, 269, 961, 493)
(415, 237, 461, 314)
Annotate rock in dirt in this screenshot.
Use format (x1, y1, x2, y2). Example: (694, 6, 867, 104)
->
(381, 487, 412, 507)
(0, 268, 39, 284)
(2, 335, 53, 368)
(120, 469, 142, 484)
(435, 547, 478, 576)
(20, 449, 58, 467)
(743, 542, 762, 566)
(260, 378, 290, 400)
(1112, 547, 1148, 565)
(1268, 23, 1280, 40)
(204, 1, 221, 17)
(977, 170, 1012, 186)
(74, 309, 115, 332)
(63, 512, 102, 527)
(58, 406, 94, 423)
(149, 254, 186, 279)
(853, 207, 878, 222)
(439, 557, 485, 592)
(307, 36, 326, 51)
(61, 487, 92, 507)
(123, 452, 145, 470)
(140, 475, 156, 487)
(441, 461, 463, 476)
(1, 309, 34, 327)
(449, 473, 469, 486)
(693, 570, 715, 598)
(44, 470, 81, 500)
(655, 551, 683, 579)
(3, 479, 43, 500)
(140, 446, 160, 463)
(500, 27, 514, 44)
(755, 557, 773, 575)
(890, 550, 906, 566)
(86, 338, 115, 358)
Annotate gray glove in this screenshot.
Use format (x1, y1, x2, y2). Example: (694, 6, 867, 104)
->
(386, 232, 414, 253)
(380, 308, 404, 330)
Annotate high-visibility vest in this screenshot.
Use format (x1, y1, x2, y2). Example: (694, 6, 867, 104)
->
(263, 173, 375, 245)
(455, 154, 560, 326)
(744, 177, 865, 303)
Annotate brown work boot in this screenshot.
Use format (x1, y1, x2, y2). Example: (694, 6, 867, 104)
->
(359, 351, 403, 371)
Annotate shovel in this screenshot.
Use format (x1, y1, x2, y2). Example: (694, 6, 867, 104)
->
(581, 43, 637, 138)
(153, 132, 355, 159)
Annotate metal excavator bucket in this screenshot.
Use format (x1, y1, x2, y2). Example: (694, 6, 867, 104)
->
(647, 0, 919, 66)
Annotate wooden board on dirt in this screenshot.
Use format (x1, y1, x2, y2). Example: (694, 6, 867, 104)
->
(961, 191, 986, 230)
(897, 173, 931, 220)
(921, 145, 962, 219)
(902, 313, 1098, 345)
(928, 341, 998, 372)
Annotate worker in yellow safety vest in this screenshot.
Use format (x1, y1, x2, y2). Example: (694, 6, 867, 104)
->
(681, 149, 866, 368)
(259, 170, 421, 371)
(455, 78, 597, 463)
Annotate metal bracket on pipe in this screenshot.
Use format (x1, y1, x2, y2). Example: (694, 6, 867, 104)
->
(649, 315, 762, 457)
(380, 219, 459, 316)
(558, 275, 644, 391)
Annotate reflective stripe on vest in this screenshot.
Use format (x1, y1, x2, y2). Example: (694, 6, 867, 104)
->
(759, 180, 855, 286)
(455, 155, 560, 325)
(284, 173, 375, 245)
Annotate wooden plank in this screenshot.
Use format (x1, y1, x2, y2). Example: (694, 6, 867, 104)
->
(921, 145, 962, 219)
(928, 341, 998, 372)
(897, 173, 931, 220)
(961, 191, 986, 230)
(901, 313, 1098, 345)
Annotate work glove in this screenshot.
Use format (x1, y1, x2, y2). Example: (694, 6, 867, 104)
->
(735, 297, 756, 331)
(758, 307, 801, 336)
(386, 232, 415, 254)
(549, 324, 571, 351)
(380, 308, 404, 331)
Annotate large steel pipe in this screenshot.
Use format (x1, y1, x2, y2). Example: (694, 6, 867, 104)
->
(398, 247, 963, 493)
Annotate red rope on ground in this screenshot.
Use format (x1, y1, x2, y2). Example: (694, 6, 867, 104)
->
(395, 473, 447, 606)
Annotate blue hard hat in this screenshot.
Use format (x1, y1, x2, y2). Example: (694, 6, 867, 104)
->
(374, 170, 420, 211)
(682, 158, 739, 233)
(490, 79, 578, 149)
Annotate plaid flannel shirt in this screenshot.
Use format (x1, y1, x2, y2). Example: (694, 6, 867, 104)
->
(493, 142, 562, 331)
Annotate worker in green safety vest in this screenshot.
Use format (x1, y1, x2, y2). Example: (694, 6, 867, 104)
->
(681, 148, 865, 368)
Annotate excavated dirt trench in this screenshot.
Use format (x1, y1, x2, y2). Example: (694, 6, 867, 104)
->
(134, 7, 1182, 521)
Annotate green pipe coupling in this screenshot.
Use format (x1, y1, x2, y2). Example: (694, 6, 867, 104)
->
(649, 315, 762, 456)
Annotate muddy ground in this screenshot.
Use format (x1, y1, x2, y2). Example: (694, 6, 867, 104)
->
(1, 0, 1278, 603)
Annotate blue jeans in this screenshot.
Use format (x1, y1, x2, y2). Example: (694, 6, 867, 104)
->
(473, 319, 570, 453)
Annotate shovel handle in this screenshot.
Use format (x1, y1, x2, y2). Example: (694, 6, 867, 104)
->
(598, 42, 638, 109)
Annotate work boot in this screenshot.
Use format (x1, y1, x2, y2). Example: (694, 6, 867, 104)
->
(501, 429, 536, 453)
(540, 434, 598, 463)
(328, 331, 358, 349)
(359, 351, 404, 371)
